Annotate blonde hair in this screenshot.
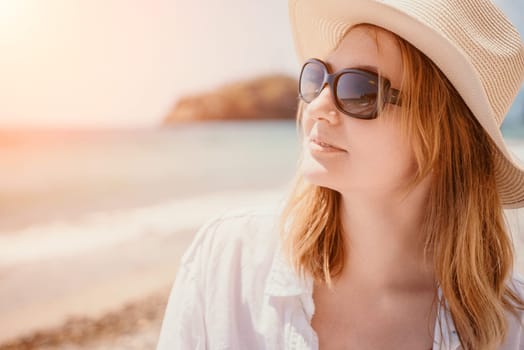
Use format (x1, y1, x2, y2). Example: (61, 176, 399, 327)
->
(279, 24, 524, 350)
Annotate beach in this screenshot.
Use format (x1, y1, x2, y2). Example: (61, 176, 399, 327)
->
(0, 122, 523, 349)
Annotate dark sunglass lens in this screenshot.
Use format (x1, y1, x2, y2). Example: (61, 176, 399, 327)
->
(299, 61, 325, 103)
(336, 72, 379, 117)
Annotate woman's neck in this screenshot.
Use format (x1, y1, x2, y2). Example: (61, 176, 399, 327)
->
(336, 176, 436, 294)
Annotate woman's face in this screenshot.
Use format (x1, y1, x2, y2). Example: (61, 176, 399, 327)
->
(300, 26, 417, 197)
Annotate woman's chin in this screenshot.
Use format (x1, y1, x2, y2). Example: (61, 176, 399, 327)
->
(300, 168, 338, 190)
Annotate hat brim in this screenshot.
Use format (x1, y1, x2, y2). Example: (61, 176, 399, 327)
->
(289, 0, 524, 208)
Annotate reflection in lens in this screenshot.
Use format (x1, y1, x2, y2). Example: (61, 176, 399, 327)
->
(300, 62, 325, 103)
(337, 72, 378, 116)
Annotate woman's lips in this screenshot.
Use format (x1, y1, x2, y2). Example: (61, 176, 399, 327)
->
(309, 138, 347, 152)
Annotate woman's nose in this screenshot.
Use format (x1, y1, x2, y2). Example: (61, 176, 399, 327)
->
(305, 84, 341, 124)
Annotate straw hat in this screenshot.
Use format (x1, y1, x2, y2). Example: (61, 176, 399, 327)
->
(288, 0, 524, 208)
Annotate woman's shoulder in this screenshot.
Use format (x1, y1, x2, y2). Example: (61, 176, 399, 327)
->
(179, 204, 283, 269)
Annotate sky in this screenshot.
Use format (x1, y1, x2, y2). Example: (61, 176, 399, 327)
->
(0, 0, 298, 128)
(0, 0, 521, 128)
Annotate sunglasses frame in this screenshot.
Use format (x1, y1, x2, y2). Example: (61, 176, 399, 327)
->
(298, 58, 401, 120)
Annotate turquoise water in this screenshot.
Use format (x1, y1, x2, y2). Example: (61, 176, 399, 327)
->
(501, 124, 524, 139)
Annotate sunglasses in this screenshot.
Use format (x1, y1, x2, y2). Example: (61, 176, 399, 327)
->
(298, 58, 401, 119)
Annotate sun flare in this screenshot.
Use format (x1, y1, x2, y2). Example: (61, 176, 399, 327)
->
(0, 0, 26, 25)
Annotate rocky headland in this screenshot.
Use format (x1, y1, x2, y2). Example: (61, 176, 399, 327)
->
(163, 74, 298, 124)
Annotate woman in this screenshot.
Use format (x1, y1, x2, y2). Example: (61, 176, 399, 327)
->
(157, 0, 524, 349)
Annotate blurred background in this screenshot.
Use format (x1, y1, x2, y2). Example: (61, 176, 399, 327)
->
(0, 0, 522, 349)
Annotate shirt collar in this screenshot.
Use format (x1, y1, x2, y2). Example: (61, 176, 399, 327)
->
(264, 240, 313, 297)
(263, 241, 316, 322)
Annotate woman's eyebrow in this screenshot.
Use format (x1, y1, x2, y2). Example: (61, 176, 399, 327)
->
(352, 64, 378, 73)
(351, 65, 378, 74)
(353, 64, 394, 81)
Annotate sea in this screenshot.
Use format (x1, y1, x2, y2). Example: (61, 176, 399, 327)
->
(0, 121, 300, 233)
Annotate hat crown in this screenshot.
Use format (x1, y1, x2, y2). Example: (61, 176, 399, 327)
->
(380, 0, 524, 125)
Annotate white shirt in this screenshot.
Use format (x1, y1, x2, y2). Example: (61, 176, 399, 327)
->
(156, 206, 524, 350)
